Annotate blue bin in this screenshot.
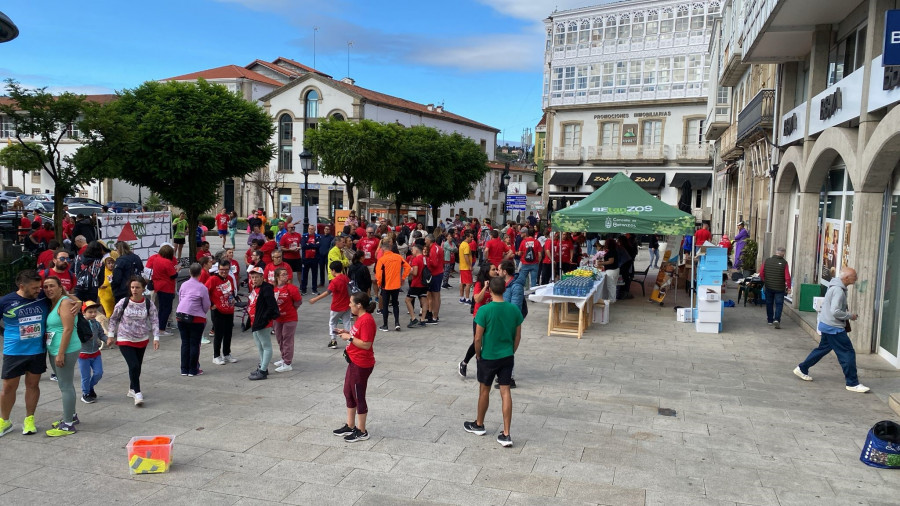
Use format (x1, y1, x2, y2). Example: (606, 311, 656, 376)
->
(860, 421, 900, 468)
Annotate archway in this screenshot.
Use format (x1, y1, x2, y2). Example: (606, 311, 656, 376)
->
(801, 127, 859, 192)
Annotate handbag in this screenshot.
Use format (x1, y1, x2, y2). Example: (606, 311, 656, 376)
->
(342, 347, 351, 364)
(176, 312, 192, 324)
(845, 319, 852, 333)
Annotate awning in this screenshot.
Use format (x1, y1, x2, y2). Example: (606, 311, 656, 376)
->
(669, 172, 712, 189)
(586, 172, 622, 187)
(548, 171, 583, 187)
(629, 172, 666, 191)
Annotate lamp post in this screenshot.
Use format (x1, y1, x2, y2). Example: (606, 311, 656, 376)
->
(299, 149, 313, 229)
(501, 162, 511, 225)
(330, 179, 339, 223)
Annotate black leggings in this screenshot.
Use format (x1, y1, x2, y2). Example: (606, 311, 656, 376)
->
(539, 263, 552, 285)
(119, 345, 146, 393)
(211, 309, 234, 358)
(382, 289, 400, 326)
(463, 319, 477, 364)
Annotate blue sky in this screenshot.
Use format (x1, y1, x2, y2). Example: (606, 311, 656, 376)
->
(0, 0, 605, 147)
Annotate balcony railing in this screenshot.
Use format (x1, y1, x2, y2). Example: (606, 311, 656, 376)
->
(551, 146, 583, 164)
(719, 124, 742, 161)
(741, 0, 778, 59)
(674, 144, 711, 162)
(737, 89, 775, 143)
(719, 41, 749, 87)
(704, 106, 731, 141)
(586, 144, 668, 164)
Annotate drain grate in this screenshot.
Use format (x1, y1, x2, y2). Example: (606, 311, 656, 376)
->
(658, 408, 677, 417)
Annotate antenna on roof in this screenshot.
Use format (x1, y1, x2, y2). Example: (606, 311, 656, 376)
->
(313, 26, 319, 69)
(347, 41, 353, 80)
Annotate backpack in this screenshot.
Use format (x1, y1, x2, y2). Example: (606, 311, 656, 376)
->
(524, 240, 535, 262)
(75, 312, 93, 343)
(421, 263, 433, 284)
(75, 257, 103, 291)
(124, 297, 152, 321)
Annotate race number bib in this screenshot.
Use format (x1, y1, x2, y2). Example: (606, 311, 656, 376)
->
(20, 316, 43, 340)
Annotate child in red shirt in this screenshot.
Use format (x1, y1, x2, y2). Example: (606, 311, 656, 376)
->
(309, 261, 352, 350)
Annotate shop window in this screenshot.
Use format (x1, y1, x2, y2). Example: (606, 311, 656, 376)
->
(817, 164, 854, 283)
(827, 24, 867, 87)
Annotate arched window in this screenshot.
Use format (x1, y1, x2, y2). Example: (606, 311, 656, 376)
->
(278, 113, 293, 172)
(304, 90, 319, 131)
(331, 113, 345, 121)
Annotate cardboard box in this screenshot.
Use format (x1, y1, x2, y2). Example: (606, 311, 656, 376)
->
(812, 296, 825, 312)
(677, 308, 693, 322)
(701, 290, 720, 302)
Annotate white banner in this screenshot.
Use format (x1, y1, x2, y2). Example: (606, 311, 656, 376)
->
(99, 211, 172, 261)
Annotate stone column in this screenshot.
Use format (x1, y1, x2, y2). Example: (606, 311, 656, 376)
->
(847, 191, 884, 352)
(791, 192, 821, 309)
(771, 191, 791, 254)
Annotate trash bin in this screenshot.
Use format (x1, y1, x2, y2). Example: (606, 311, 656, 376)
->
(798, 283, 823, 312)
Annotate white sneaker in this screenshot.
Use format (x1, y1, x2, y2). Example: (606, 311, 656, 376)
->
(223, 355, 238, 363)
(158, 330, 173, 337)
(793, 366, 812, 381)
(846, 384, 870, 393)
(127, 389, 136, 398)
(212, 356, 226, 365)
(133, 392, 144, 406)
(200, 337, 211, 344)
(273, 360, 284, 367)
(275, 364, 293, 373)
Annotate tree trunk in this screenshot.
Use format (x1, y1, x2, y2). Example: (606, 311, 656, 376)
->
(395, 201, 402, 226)
(53, 190, 67, 243)
(431, 203, 439, 231)
(345, 181, 356, 214)
(187, 211, 199, 263)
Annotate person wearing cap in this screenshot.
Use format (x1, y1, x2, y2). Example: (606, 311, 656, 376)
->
(78, 301, 106, 404)
(245, 266, 280, 380)
(733, 221, 750, 270)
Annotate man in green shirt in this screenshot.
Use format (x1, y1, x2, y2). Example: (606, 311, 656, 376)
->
(464, 276, 522, 447)
(172, 211, 188, 260)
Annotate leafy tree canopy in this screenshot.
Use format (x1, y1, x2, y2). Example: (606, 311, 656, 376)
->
(0, 141, 46, 173)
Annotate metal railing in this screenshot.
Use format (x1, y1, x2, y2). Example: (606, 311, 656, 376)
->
(737, 89, 775, 142)
(586, 144, 668, 162)
(675, 144, 711, 161)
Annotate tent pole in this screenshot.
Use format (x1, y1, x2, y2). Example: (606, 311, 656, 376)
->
(691, 237, 696, 322)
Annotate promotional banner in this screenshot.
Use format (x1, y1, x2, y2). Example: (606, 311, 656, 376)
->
(99, 211, 172, 260)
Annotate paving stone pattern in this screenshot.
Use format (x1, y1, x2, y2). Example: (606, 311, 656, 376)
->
(2, 251, 899, 505)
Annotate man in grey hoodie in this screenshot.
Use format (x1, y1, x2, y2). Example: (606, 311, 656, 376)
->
(793, 267, 869, 393)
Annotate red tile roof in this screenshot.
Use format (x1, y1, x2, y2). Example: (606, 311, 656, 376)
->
(536, 113, 546, 128)
(0, 94, 117, 106)
(163, 65, 284, 87)
(271, 57, 331, 78)
(488, 161, 535, 173)
(246, 59, 299, 79)
(330, 79, 499, 133)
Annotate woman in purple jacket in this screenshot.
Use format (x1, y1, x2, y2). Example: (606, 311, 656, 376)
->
(175, 263, 211, 377)
(733, 221, 750, 270)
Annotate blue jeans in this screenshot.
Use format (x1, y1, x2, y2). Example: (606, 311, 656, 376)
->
(649, 248, 659, 267)
(520, 263, 539, 290)
(798, 330, 859, 386)
(301, 260, 318, 292)
(78, 355, 103, 395)
(764, 288, 785, 323)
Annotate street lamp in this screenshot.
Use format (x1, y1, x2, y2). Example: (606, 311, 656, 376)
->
(299, 149, 313, 229)
(501, 162, 511, 224)
(330, 179, 339, 223)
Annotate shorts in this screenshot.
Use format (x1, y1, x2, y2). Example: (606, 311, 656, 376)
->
(460, 270, 472, 284)
(1, 352, 47, 379)
(285, 258, 303, 271)
(476, 355, 514, 387)
(173, 238, 186, 245)
(428, 273, 444, 292)
(217, 229, 227, 236)
(406, 286, 427, 299)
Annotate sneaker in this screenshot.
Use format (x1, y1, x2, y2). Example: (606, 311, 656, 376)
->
(497, 433, 513, 447)
(459, 298, 467, 304)
(767, 322, 773, 326)
(333, 423, 355, 437)
(275, 364, 293, 373)
(81, 394, 95, 404)
(212, 356, 226, 365)
(22, 415, 36, 435)
(50, 374, 58, 382)
(52, 414, 79, 427)
(0, 418, 12, 437)
(394, 325, 401, 331)
(158, 330, 173, 337)
(312, 291, 320, 296)
(273, 359, 284, 367)
(774, 320, 781, 329)
(45, 421, 77, 437)
(248, 368, 268, 380)
(127, 389, 136, 398)
(301, 291, 308, 296)
(207, 329, 215, 337)
(328, 340, 338, 349)
(418, 321, 426, 327)
(379, 325, 389, 332)
(133, 392, 144, 407)
(846, 384, 871, 393)
(89, 389, 97, 399)
(463, 421, 486, 435)
(427, 318, 440, 325)
(200, 337, 211, 344)
(223, 355, 238, 363)
(344, 428, 369, 442)
(195, 369, 204, 376)
(181, 372, 188, 376)
(793, 366, 812, 381)
(270, 329, 275, 335)
(458, 361, 467, 378)
(407, 319, 419, 328)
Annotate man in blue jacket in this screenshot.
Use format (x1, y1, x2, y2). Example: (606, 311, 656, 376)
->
(300, 225, 321, 295)
(317, 225, 335, 291)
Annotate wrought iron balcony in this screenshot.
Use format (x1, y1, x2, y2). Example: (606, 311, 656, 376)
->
(737, 89, 775, 143)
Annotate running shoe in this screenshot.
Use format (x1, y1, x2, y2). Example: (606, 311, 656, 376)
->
(458, 361, 467, 378)
(158, 330, 173, 337)
(51, 414, 79, 427)
(273, 359, 284, 367)
(275, 363, 292, 372)
(223, 355, 238, 363)
(22, 415, 36, 435)
(50, 374, 58, 382)
(248, 368, 268, 380)
(212, 356, 226, 365)
(497, 433, 513, 447)
(458, 297, 467, 304)
(407, 319, 419, 328)
(45, 421, 77, 437)
(133, 392, 144, 407)
(463, 421, 486, 435)
(394, 325, 401, 331)
(344, 428, 369, 442)
(379, 325, 389, 332)
(332, 423, 355, 437)
(81, 394, 95, 404)
(0, 418, 12, 437)
(328, 340, 338, 349)
(200, 337, 211, 344)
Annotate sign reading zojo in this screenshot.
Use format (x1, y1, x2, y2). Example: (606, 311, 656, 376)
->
(592, 205, 654, 214)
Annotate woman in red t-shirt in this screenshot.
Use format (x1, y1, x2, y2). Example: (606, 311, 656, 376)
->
(149, 245, 178, 337)
(272, 267, 302, 372)
(332, 292, 377, 443)
(457, 262, 498, 378)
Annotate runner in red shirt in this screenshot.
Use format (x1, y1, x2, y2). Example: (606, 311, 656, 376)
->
(483, 230, 505, 267)
(272, 267, 302, 371)
(264, 251, 294, 285)
(40, 250, 76, 292)
(334, 292, 377, 442)
(259, 230, 278, 264)
(215, 208, 229, 248)
(279, 224, 303, 285)
(425, 234, 444, 323)
(516, 228, 542, 289)
(404, 243, 429, 327)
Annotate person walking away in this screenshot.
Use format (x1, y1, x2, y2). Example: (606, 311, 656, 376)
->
(357, 226, 381, 297)
(259, 230, 278, 264)
(332, 292, 378, 443)
(107, 276, 160, 406)
(498, 259, 526, 388)
(215, 208, 229, 249)
(310, 261, 353, 347)
(484, 230, 505, 267)
(616, 237, 635, 300)
(516, 228, 541, 289)
(405, 243, 429, 327)
(318, 225, 335, 291)
(227, 211, 238, 249)
(347, 251, 372, 301)
(245, 267, 280, 380)
(111, 242, 144, 304)
(272, 267, 302, 372)
(73, 240, 106, 303)
(172, 212, 188, 260)
(424, 234, 443, 324)
(760, 247, 791, 329)
(0, 271, 49, 437)
(539, 232, 557, 286)
(463, 276, 523, 447)
(206, 259, 239, 366)
(78, 301, 105, 404)
(300, 225, 321, 295)
(695, 222, 712, 246)
(458, 230, 474, 303)
(648, 234, 660, 269)
(41, 277, 81, 436)
(793, 267, 869, 393)
(374, 240, 410, 332)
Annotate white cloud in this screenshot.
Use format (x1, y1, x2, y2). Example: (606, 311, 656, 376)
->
(475, 0, 620, 21)
(414, 34, 543, 72)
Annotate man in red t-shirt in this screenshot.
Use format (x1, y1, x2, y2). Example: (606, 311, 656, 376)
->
(40, 250, 76, 292)
(404, 243, 429, 327)
(264, 251, 294, 285)
(215, 208, 229, 248)
(424, 234, 444, 324)
(357, 226, 380, 293)
(694, 222, 711, 247)
(259, 230, 278, 264)
(195, 241, 212, 261)
(484, 230, 505, 267)
(279, 223, 303, 285)
(516, 228, 541, 289)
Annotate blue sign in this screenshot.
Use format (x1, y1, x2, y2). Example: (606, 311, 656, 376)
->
(884, 10, 900, 66)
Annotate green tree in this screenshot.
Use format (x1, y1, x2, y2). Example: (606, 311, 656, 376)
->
(0, 79, 109, 241)
(423, 131, 488, 227)
(0, 141, 45, 189)
(90, 79, 274, 260)
(304, 117, 398, 213)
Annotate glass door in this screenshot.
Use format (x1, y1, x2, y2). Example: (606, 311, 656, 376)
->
(877, 180, 900, 367)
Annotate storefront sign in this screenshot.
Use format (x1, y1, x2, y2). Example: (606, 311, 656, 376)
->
(783, 113, 798, 136)
(780, 103, 807, 144)
(819, 88, 842, 120)
(591, 111, 673, 120)
(622, 124, 638, 145)
(809, 67, 862, 135)
(884, 66, 900, 90)
(869, 55, 900, 112)
(883, 10, 900, 66)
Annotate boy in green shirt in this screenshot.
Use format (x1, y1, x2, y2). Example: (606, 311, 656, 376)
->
(464, 276, 522, 447)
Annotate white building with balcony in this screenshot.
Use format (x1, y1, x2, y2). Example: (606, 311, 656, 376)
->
(542, 0, 719, 218)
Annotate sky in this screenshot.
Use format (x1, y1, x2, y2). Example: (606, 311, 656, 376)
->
(0, 0, 615, 147)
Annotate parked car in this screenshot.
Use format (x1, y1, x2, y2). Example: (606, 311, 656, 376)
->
(106, 201, 142, 213)
(0, 190, 24, 210)
(65, 206, 102, 219)
(317, 216, 333, 235)
(64, 197, 102, 207)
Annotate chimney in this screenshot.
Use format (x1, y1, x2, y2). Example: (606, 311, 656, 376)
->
(426, 104, 434, 111)
(435, 105, 443, 113)
(341, 77, 355, 85)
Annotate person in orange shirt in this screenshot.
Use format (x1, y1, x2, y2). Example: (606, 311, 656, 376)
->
(373, 239, 410, 332)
